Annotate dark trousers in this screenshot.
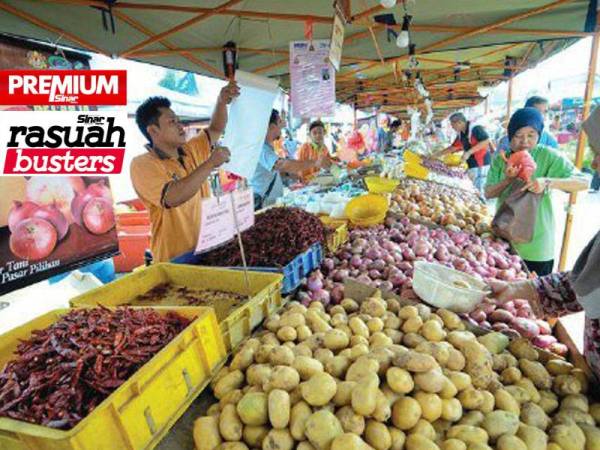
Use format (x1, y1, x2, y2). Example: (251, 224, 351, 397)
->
(524, 259, 554, 277)
(592, 171, 600, 191)
(583, 167, 600, 191)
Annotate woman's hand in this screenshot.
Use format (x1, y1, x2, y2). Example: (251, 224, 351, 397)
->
(489, 279, 539, 303)
(521, 177, 548, 194)
(505, 164, 520, 178)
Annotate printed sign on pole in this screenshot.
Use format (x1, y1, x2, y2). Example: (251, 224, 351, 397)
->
(329, 14, 345, 71)
(196, 196, 234, 253)
(196, 189, 254, 254)
(289, 40, 336, 118)
(232, 189, 255, 232)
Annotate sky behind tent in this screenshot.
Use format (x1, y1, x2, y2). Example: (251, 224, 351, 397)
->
(485, 37, 600, 115)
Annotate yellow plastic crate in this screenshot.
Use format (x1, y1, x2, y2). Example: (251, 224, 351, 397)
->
(403, 150, 422, 164)
(364, 176, 400, 194)
(324, 223, 348, 253)
(320, 216, 348, 229)
(0, 306, 226, 450)
(70, 263, 284, 351)
(404, 162, 430, 180)
(443, 153, 463, 167)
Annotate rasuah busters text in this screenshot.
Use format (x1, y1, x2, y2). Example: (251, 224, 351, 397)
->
(2, 113, 126, 175)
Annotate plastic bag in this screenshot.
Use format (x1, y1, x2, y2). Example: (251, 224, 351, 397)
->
(491, 179, 542, 243)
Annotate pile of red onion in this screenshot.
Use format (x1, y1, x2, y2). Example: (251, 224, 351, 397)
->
(298, 216, 527, 308)
(462, 297, 566, 355)
(421, 157, 468, 178)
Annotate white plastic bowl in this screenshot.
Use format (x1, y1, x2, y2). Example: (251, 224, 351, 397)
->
(412, 261, 488, 313)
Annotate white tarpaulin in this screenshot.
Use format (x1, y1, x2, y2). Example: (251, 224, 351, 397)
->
(221, 71, 280, 180)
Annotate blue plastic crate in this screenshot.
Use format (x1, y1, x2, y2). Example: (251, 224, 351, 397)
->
(171, 243, 323, 294)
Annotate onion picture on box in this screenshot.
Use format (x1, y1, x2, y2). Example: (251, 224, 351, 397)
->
(0, 176, 118, 294)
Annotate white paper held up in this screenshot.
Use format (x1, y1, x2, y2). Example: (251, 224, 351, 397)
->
(221, 70, 280, 180)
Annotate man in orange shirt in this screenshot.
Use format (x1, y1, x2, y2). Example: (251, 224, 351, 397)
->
(130, 81, 239, 262)
(297, 120, 332, 182)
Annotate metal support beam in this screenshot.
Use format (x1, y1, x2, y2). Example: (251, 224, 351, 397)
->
(120, 0, 244, 57)
(558, 32, 600, 270)
(507, 75, 514, 119)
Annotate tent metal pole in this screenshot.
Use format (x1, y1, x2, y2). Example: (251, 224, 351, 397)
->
(506, 75, 514, 119)
(558, 32, 600, 270)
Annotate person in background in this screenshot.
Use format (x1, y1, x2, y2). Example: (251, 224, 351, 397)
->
(550, 114, 561, 133)
(435, 112, 492, 195)
(283, 128, 299, 159)
(485, 107, 588, 276)
(383, 120, 402, 152)
(490, 106, 600, 376)
(131, 81, 239, 262)
(434, 121, 445, 144)
(273, 131, 288, 158)
(365, 122, 378, 153)
(497, 96, 559, 152)
(377, 116, 389, 153)
(250, 110, 330, 209)
(297, 120, 332, 182)
(329, 125, 341, 154)
(592, 171, 600, 193)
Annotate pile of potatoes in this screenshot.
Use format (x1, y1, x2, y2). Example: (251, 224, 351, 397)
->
(390, 179, 490, 235)
(194, 292, 600, 450)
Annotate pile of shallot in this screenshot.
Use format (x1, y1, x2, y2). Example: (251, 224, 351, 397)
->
(299, 216, 527, 307)
(421, 157, 468, 178)
(462, 297, 566, 356)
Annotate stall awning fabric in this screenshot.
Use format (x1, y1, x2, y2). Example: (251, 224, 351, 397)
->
(0, 0, 594, 114)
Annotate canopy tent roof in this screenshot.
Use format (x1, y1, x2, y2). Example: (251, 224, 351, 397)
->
(0, 0, 595, 116)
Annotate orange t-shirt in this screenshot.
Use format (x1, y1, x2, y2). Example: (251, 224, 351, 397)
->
(297, 142, 329, 182)
(130, 131, 212, 262)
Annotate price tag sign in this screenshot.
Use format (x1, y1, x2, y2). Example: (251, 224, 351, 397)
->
(233, 189, 255, 232)
(195, 189, 256, 254)
(196, 196, 234, 253)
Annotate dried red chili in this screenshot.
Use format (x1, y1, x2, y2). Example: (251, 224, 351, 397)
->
(0, 307, 190, 429)
(201, 207, 325, 267)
